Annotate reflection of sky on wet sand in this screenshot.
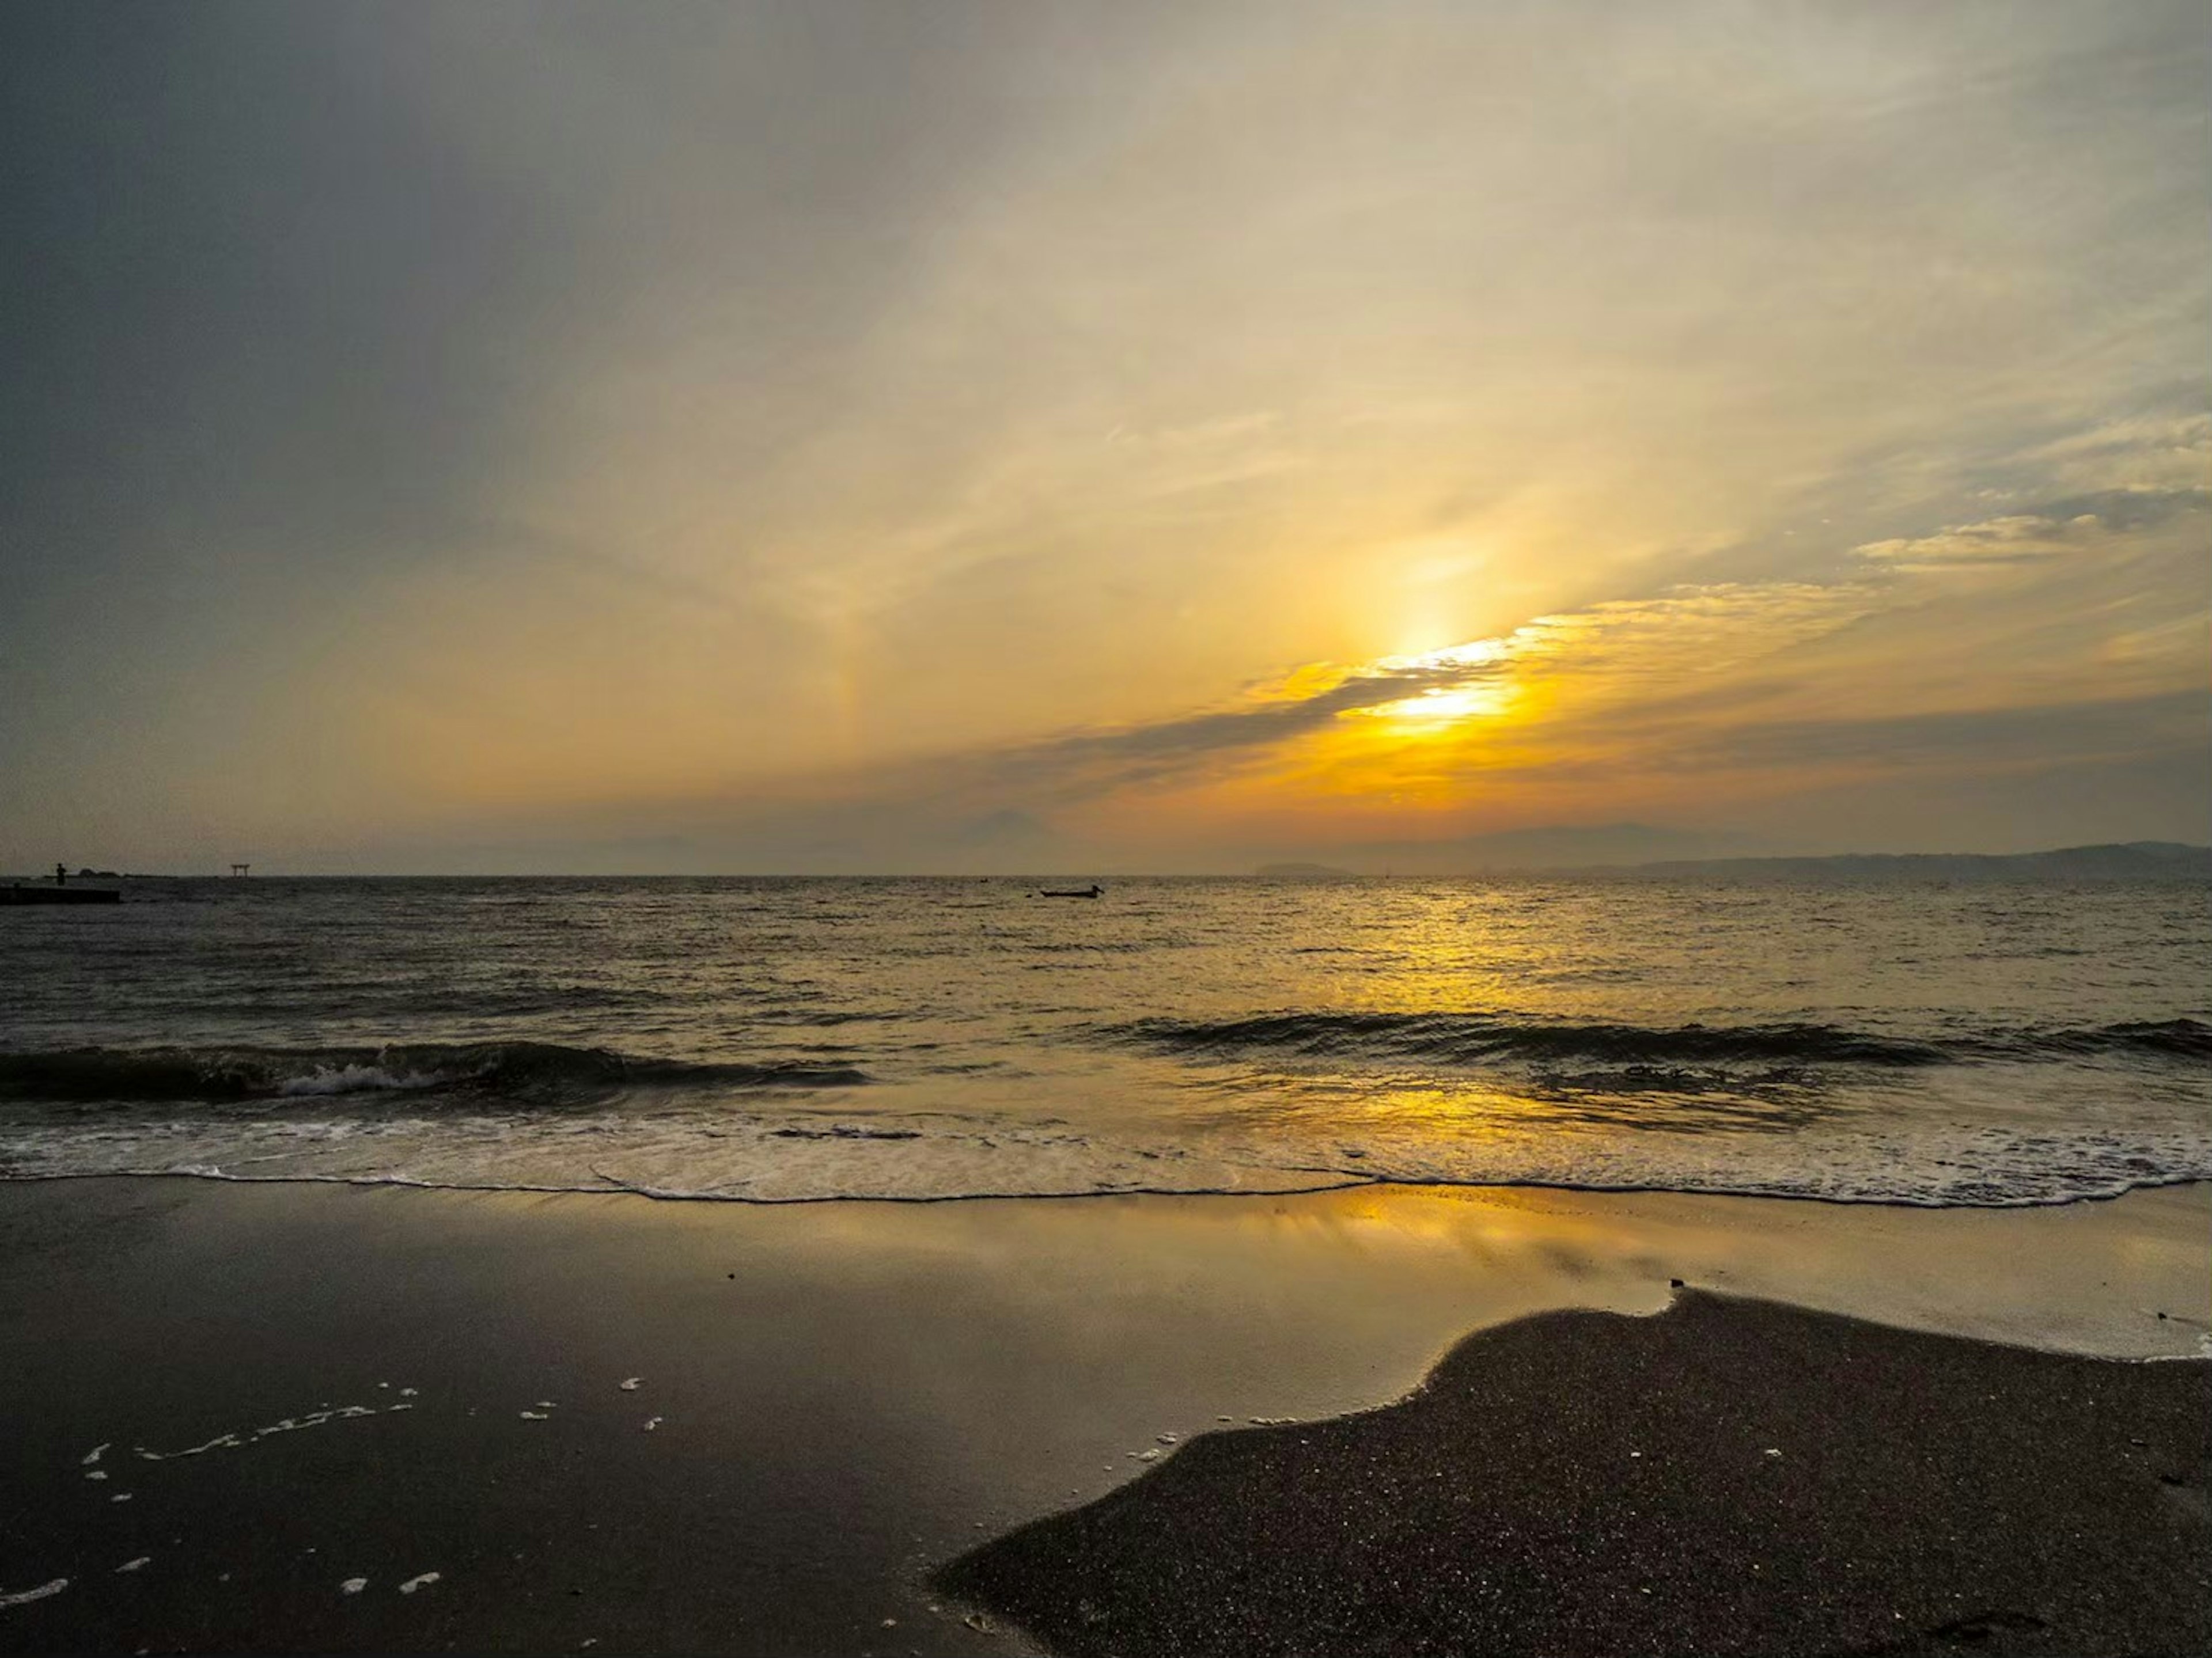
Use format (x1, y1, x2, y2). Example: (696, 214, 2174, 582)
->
(5, 1178, 2203, 1653)
(509, 1182, 2212, 1503)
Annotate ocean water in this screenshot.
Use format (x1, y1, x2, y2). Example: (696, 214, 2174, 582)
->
(1, 875, 2207, 1207)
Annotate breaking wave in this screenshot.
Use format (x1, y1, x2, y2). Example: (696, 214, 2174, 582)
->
(1103, 1012, 2212, 1071)
(0, 1041, 873, 1106)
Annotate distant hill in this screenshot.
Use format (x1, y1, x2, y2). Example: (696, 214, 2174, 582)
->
(1253, 862, 1360, 880)
(1619, 841, 2211, 881)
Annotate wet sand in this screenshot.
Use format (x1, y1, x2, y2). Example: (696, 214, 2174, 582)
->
(0, 1177, 2205, 1655)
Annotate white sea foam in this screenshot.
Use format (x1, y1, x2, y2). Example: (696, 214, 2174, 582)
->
(137, 1431, 242, 1460)
(0, 1579, 69, 1610)
(397, 1572, 440, 1595)
(127, 1400, 396, 1465)
(277, 1064, 442, 1097)
(3, 1102, 2207, 1210)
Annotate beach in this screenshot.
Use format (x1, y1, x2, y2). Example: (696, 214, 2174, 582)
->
(2, 1175, 2205, 1655)
(9, 0, 2210, 1649)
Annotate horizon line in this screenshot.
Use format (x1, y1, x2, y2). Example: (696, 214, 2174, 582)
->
(10, 840, 2206, 883)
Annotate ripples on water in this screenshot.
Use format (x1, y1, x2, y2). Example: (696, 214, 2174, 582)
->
(1, 875, 2207, 1205)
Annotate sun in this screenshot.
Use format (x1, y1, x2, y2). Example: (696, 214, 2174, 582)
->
(1358, 639, 1520, 729)
(1375, 683, 1518, 724)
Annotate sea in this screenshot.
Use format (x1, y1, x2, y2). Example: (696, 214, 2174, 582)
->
(2, 875, 2208, 1208)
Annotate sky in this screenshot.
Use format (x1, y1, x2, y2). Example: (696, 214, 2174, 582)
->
(2, 0, 2205, 874)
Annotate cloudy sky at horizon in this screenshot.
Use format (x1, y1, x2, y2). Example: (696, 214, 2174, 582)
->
(3, 0, 2205, 872)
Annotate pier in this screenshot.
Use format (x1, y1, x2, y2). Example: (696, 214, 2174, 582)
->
(2, 863, 124, 905)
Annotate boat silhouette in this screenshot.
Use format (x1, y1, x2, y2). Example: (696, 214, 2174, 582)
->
(1038, 883, 1103, 899)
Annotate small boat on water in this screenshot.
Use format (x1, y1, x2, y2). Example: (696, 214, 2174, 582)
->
(1038, 883, 1104, 899)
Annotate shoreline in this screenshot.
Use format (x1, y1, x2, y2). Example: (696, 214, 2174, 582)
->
(9, 1163, 2211, 1214)
(2, 1177, 2205, 1654)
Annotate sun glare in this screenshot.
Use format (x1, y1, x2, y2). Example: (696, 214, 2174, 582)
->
(1373, 683, 1518, 724)
(1377, 639, 1511, 674)
(1357, 638, 1520, 728)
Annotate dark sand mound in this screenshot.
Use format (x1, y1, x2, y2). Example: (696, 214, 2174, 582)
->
(938, 1292, 2212, 1657)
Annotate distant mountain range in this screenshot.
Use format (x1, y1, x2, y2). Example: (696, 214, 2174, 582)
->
(1255, 841, 2211, 880)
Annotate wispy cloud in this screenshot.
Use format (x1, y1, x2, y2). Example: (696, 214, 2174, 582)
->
(2019, 412, 2212, 497)
(1854, 487, 2210, 570)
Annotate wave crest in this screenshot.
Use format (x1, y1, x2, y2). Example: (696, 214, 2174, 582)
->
(0, 1041, 872, 1105)
(1104, 1011, 2212, 1070)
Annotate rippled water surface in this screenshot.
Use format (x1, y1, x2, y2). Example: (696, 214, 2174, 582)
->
(2, 876, 2207, 1205)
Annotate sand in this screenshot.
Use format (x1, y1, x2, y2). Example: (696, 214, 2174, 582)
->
(941, 1291, 2212, 1656)
(0, 1176, 2205, 1655)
